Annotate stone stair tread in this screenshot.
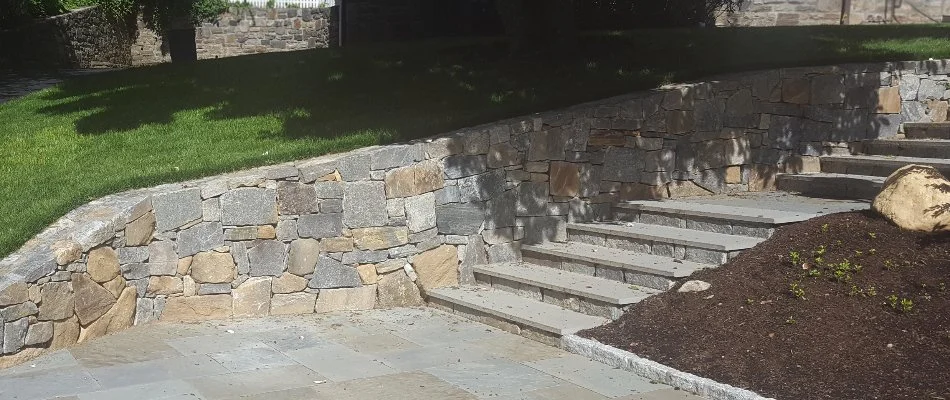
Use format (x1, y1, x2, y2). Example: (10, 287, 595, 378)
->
(822, 154, 950, 166)
(616, 200, 816, 224)
(474, 262, 660, 305)
(567, 222, 764, 252)
(778, 172, 886, 183)
(427, 286, 609, 335)
(522, 241, 708, 278)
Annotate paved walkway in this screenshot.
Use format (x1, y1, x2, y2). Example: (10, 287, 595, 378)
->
(0, 308, 703, 400)
(0, 69, 108, 104)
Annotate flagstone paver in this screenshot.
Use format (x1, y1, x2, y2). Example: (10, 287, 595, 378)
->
(0, 308, 707, 400)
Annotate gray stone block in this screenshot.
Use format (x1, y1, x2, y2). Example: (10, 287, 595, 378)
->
(602, 147, 643, 183)
(198, 283, 232, 295)
(297, 213, 343, 239)
(918, 78, 945, 100)
(436, 203, 485, 235)
(152, 188, 202, 232)
(176, 222, 224, 257)
(277, 182, 317, 215)
(518, 216, 567, 244)
(338, 153, 371, 181)
(434, 186, 461, 205)
(309, 256, 362, 289)
(371, 145, 422, 170)
(405, 193, 436, 233)
(231, 241, 250, 275)
(515, 182, 549, 217)
(276, 220, 299, 241)
(443, 155, 488, 179)
(458, 170, 506, 202)
(313, 182, 343, 198)
(220, 188, 279, 226)
(2, 318, 29, 354)
(121, 263, 150, 280)
(320, 199, 343, 213)
(23, 321, 53, 346)
(0, 302, 37, 322)
(343, 182, 388, 228)
(341, 250, 390, 265)
(487, 242, 521, 264)
(247, 240, 288, 277)
(118, 247, 149, 264)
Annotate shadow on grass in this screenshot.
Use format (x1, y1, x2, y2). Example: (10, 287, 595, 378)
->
(33, 25, 950, 144)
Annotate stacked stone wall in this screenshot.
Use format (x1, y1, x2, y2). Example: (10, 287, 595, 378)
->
(2, 59, 949, 366)
(719, 0, 947, 26)
(0, 7, 133, 69)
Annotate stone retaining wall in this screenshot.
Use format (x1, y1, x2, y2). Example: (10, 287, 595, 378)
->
(0, 7, 133, 69)
(719, 0, 947, 26)
(2, 59, 949, 366)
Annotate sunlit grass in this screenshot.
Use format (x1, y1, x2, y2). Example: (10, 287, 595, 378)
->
(1, 24, 950, 257)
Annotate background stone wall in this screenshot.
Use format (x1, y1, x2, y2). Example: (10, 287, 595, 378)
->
(0, 6, 333, 69)
(0, 7, 133, 69)
(719, 0, 948, 26)
(2, 58, 949, 366)
(132, 7, 334, 66)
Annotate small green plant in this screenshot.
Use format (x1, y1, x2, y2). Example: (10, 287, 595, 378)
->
(854, 250, 863, 257)
(789, 281, 806, 300)
(286, 2, 300, 7)
(789, 250, 802, 266)
(266, 0, 276, 8)
(746, 298, 755, 305)
(821, 223, 830, 233)
(868, 248, 876, 256)
(940, 282, 946, 292)
(886, 295, 914, 313)
(884, 259, 896, 270)
(868, 232, 877, 239)
(785, 316, 797, 325)
(807, 268, 822, 278)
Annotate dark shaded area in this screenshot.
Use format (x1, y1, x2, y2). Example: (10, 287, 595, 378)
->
(33, 25, 950, 140)
(582, 211, 950, 400)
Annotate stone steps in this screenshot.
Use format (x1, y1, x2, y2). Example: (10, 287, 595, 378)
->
(472, 262, 659, 320)
(521, 241, 708, 290)
(904, 122, 950, 139)
(862, 139, 950, 159)
(821, 154, 950, 177)
(567, 222, 763, 265)
(614, 200, 818, 239)
(427, 286, 609, 342)
(776, 173, 885, 200)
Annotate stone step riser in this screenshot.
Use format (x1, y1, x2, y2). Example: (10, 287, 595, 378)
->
(904, 124, 950, 140)
(614, 209, 775, 239)
(861, 142, 950, 159)
(427, 296, 562, 347)
(566, 229, 735, 266)
(473, 273, 624, 320)
(776, 175, 881, 200)
(521, 250, 676, 291)
(821, 159, 950, 178)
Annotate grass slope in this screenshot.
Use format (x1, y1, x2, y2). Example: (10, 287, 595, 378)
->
(2, 25, 950, 257)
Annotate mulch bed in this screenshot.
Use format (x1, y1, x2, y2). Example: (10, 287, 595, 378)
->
(581, 211, 950, 400)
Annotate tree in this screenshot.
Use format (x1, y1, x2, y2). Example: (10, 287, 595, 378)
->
(98, 0, 227, 62)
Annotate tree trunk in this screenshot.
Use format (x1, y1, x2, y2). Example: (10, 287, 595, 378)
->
(167, 28, 198, 62)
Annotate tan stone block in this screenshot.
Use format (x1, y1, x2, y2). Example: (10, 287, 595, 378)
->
(377, 271, 423, 308)
(928, 100, 949, 123)
(102, 276, 127, 299)
(183, 276, 197, 297)
(270, 293, 317, 315)
(175, 256, 192, 276)
(668, 181, 713, 198)
(125, 211, 156, 246)
(318, 170, 342, 182)
(725, 166, 742, 184)
(666, 110, 695, 134)
(271, 272, 308, 294)
(384, 160, 445, 198)
(749, 165, 779, 192)
(357, 264, 378, 285)
(73, 274, 118, 326)
(314, 286, 377, 313)
(190, 252, 236, 284)
(51, 240, 82, 266)
(352, 227, 409, 251)
(0, 282, 29, 307)
(147, 276, 184, 296)
(549, 162, 581, 197)
(86, 247, 120, 283)
(588, 130, 637, 147)
(618, 183, 667, 200)
(162, 294, 233, 322)
(51, 316, 80, 351)
(782, 78, 810, 104)
(0, 348, 44, 369)
(321, 237, 354, 253)
(233, 277, 272, 318)
(38, 282, 74, 321)
(79, 287, 136, 342)
(257, 225, 277, 239)
(411, 245, 459, 293)
(875, 86, 901, 114)
(288, 238, 320, 276)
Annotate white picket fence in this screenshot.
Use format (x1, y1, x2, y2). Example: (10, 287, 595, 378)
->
(230, 0, 335, 7)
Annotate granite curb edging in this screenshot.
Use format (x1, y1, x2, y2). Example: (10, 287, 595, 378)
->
(562, 335, 774, 400)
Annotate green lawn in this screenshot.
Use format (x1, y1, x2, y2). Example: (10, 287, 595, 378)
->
(3, 25, 950, 258)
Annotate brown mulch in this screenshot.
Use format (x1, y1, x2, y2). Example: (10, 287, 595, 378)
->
(580, 211, 950, 400)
